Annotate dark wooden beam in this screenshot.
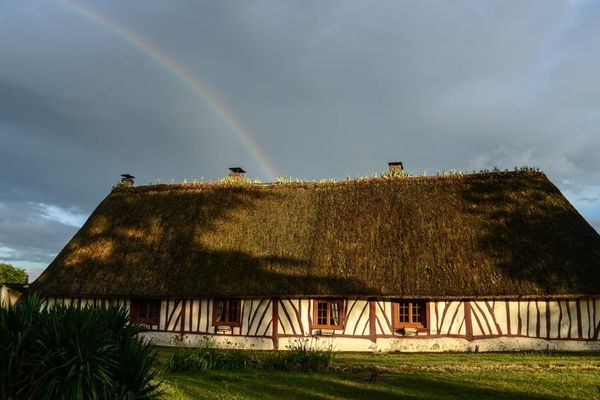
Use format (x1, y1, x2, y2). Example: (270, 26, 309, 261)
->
(272, 298, 279, 350)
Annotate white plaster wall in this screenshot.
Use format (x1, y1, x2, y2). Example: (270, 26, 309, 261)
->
(428, 298, 600, 341)
(559, 300, 571, 338)
(343, 300, 370, 336)
(381, 337, 600, 352)
(1, 286, 22, 306)
(430, 301, 465, 335)
(492, 301, 507, 335)
(42, 296, 600, 352)
(548, 301, 560, 338)
(142, 332, 600, 353)
(142, 331, 273, 350)
(246, 299, 273, 336)
(167, 299, 273, 336)
(279, 336, 375, 352)
(279, 299, 303, 335)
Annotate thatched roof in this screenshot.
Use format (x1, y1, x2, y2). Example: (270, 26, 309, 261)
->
(33, 171, 600, 298)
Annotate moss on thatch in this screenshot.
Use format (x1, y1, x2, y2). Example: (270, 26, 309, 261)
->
(33, 171, 600, 298)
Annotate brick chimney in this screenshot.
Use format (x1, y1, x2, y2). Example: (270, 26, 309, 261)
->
(120, 174, 135, 187)
(388, 162, 404, 172)
(228, 167, 246, 179)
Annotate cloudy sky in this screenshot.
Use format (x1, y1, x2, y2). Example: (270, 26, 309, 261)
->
(1, 0, 599, 280)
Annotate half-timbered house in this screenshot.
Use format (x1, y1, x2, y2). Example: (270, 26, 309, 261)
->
(32, 167, 600, 351)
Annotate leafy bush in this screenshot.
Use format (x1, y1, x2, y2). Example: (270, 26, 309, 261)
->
(210, 348, 258, 370)
(269, 339, 335, 372)
(166, 338, 256, 373)
(0, 295, 162, 399)
(166, 348, 209, 373)
(166, 338, 334, 373)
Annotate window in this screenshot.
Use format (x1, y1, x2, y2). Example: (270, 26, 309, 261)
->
(212, 299, 241, 327)
(313, 299, 344, 329)
(131, 299, 160, 325)
(393, 300, 426, 329)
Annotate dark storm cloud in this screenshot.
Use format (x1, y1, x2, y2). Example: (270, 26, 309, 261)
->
(0, 201, 81, 257)
(1, 0, 600, 276)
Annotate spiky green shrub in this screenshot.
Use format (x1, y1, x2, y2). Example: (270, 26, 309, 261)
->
(111, 338, 162, 399)
(165, 338, 335, 373)
(0, 295, 162, 400)
(0, 294, 40, 397)
(166, 343, 255, 373)
(209, 348, 257, 370)
(166, 348, 210, 373)
(269, 339, 335, 372)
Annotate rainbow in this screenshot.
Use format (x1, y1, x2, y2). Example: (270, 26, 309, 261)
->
(55, 0, 278, 179)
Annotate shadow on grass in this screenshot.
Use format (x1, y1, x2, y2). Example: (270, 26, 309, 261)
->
(164, 369, 575, 400)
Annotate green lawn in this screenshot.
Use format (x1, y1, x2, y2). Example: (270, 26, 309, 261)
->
(156, 349, 600, 400)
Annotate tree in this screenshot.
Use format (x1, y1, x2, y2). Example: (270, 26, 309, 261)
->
(0, 263, 26, 284)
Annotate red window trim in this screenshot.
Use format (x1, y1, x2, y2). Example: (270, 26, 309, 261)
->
(212, 299, 242, 327)
(392, 300, 427, 329)
(312, 299, 345, 330)
(131, 299, 161, 326)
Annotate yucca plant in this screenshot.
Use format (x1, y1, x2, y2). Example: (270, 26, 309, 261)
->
(111, 337, 163, 399)
(0, 295, 42, 398)
(28, 306, 121, 399)
(0, 295, 162, 400)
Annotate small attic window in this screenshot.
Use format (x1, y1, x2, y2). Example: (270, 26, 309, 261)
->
(212, 299, 241, 327)
(131, 299, 160, 326)
(393, 300, 427, 329)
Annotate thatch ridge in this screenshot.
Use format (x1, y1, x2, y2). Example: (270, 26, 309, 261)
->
(113, 170, 542, 194)
(33, 171, 600, 298)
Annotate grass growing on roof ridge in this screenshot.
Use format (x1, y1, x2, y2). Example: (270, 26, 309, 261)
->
(113, 165, 541, 192)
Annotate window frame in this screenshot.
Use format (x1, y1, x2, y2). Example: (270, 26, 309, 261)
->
(212, 299, 242, 327)
(130, 298, 161, 326)
(392, 300, 427, 330)
(312, 299, 345, 330)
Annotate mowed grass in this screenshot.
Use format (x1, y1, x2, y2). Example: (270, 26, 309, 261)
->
(156, 349, 600, 400)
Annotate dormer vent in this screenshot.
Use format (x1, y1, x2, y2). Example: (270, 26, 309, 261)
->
(388, 162, 404, 172)
(228, 167, 246, 179)
(120, 174, 135, 187)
